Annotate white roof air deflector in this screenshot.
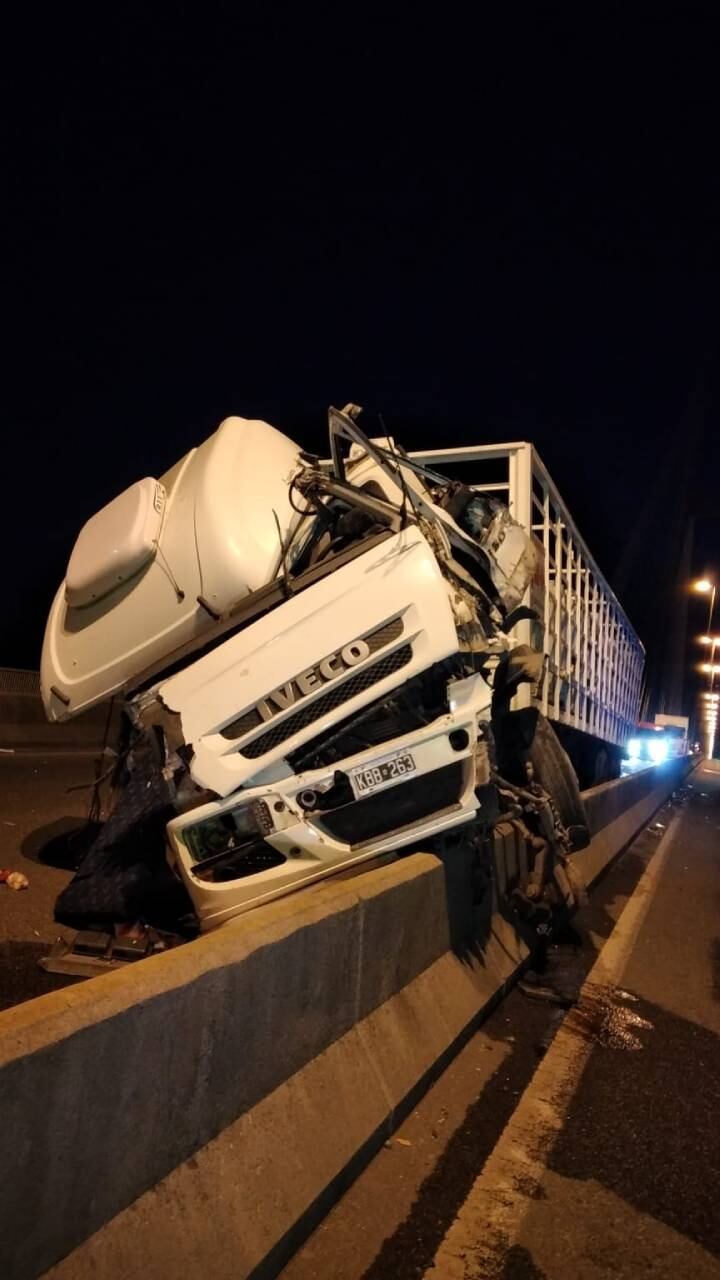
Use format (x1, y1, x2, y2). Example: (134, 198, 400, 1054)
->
(65, 478, 166, 608)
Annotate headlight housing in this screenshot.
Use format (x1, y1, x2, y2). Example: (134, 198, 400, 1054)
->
(180, 798, 277, 880)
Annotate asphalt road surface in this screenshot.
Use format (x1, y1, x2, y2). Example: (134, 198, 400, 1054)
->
(0, 749, 104, 1010)
(283, 762, 720, 1279)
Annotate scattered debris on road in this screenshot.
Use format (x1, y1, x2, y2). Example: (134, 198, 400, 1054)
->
(0, 869, 29, 891)
(39, 921, 182, 977)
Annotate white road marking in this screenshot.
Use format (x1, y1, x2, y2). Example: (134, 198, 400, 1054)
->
(424, 809, 683, 1280)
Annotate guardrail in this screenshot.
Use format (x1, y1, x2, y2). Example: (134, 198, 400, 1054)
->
(0, 756, 693, 1279)
(0, 667, 41, 696)
(0, 669, 119, 751)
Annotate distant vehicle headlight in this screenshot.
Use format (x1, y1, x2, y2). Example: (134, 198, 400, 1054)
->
(648, 737, 668, 764)
(627, 737, 641, 759)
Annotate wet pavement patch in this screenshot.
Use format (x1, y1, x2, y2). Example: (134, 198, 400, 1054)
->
(563, 982, 654, 1051)
(547, 992, 720, 1258)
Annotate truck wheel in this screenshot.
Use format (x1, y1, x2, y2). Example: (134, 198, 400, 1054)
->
(494, 708, 590, 851)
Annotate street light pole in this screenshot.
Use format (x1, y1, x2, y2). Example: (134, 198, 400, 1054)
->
(706, 585, 716, 640)
(693, 579, 718, 757)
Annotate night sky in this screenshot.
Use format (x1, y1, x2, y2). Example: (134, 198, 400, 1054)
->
(5, 9, 719, 716)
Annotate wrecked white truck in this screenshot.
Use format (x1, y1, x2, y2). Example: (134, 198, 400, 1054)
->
(40, 405, 644, 958)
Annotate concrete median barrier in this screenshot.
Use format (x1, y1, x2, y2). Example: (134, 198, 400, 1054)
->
(0, 756, 693, 1279)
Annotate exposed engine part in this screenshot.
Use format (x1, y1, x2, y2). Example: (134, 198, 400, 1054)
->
(287, 657, 463, 773)
(491, 768, 584, 928)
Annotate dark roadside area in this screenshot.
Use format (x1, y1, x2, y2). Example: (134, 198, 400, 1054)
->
(0, 750, 104, 1011)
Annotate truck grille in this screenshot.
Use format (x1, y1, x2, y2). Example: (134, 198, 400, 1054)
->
(288, 658, 457, 773)
(235, 643, 413, 758)
(219, 617, 409, 756)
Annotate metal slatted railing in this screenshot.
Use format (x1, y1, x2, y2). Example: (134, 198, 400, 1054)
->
(0, 668, 41, 696)
(409, 441, 644, 749)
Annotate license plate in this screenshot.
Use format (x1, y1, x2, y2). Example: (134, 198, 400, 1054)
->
(350, 751, 417, 798)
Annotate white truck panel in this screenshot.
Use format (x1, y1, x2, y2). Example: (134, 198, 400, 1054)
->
(41, 447, 204, 719)
(160, 526, 463, 796)
(41, 417, 302, 719)
(65, 477, 166, 608)
(192, 416, 302, 611)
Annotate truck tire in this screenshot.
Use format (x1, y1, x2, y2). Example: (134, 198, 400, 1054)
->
(494, 708, 590, 851)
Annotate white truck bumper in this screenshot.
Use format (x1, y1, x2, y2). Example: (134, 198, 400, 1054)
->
(167, 672, 492, 930)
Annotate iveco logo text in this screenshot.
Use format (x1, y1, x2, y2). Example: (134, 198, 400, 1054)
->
(254, 639, 371, 722)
